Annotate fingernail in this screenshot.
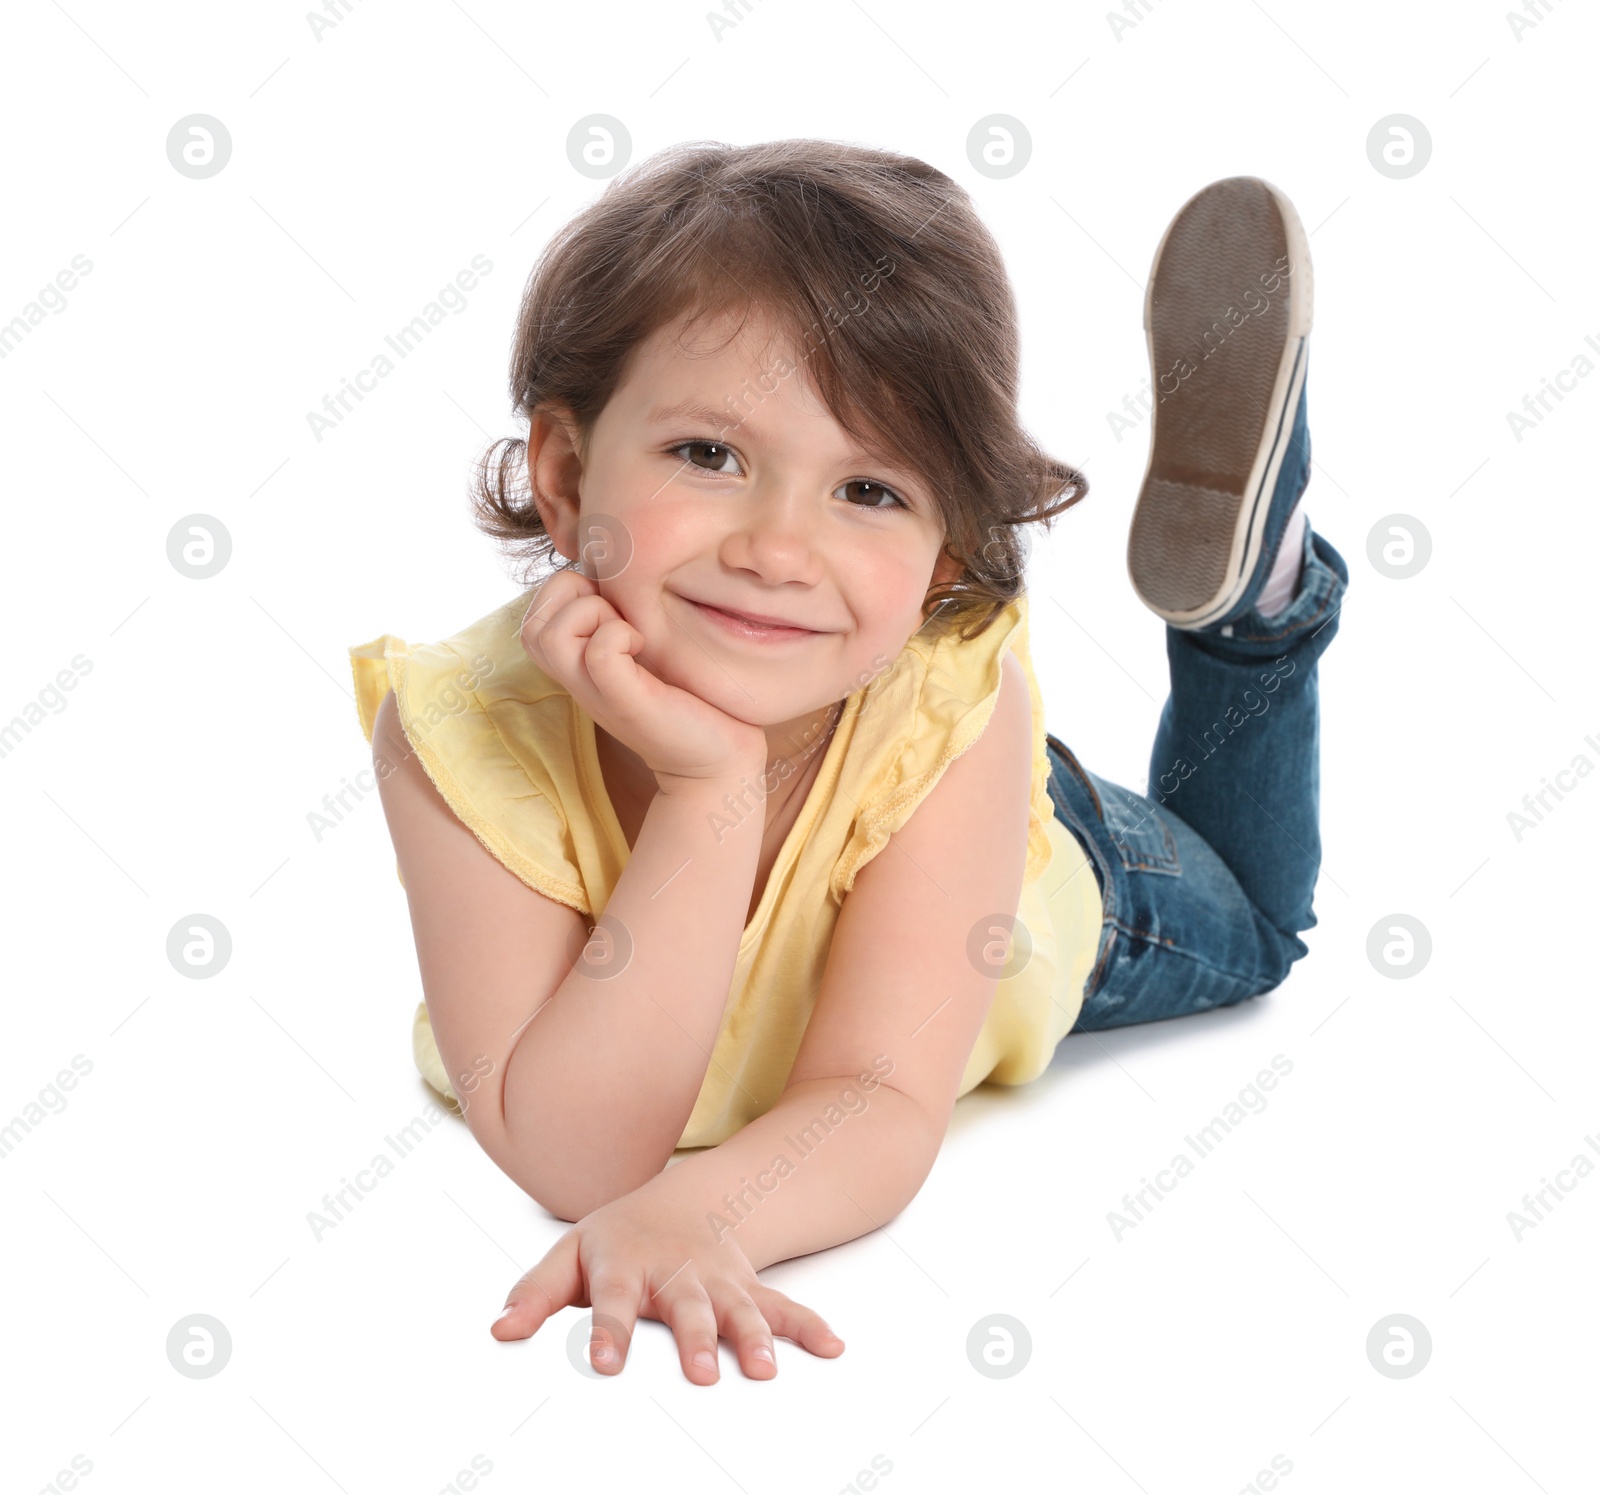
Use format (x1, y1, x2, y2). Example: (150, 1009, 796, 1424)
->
(593, 1339, 616, 1366)
(495, 1304, 517, 1323)
(693, 1350, 718, 1373)
(750, 1345, 774, 1363)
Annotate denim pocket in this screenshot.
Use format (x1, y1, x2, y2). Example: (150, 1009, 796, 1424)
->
(1082, 768, 1182, 876)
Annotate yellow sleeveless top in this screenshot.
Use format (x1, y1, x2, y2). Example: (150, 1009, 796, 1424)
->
(349, 586, 1103, 1150)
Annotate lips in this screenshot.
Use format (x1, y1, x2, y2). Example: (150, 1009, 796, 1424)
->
(692, 599, 812, 630)
(677, 593, 824, 641)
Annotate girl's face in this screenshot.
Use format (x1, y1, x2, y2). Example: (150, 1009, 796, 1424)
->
(533, 307, 963, 731)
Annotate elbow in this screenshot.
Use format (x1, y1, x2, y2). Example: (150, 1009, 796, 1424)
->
(535, 1191, 585, 1226)
(493, 1031, 679, 1220)
(479, 1133, 596, 1224)
(490, 1119, 672, 1224)
(522, 1163, 665, 1225)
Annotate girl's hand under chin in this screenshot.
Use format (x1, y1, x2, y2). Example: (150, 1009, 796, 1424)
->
(489, 1180, 846, 1383)
(520, 569, 770, 794)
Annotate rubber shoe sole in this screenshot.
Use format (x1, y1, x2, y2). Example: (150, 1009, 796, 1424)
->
(1126, 176, 1314, 631)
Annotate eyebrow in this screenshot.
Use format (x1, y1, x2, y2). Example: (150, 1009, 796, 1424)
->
(646, 399, 745, 435)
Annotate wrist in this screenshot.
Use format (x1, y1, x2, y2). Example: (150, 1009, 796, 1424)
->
(652, 759, 770, 803)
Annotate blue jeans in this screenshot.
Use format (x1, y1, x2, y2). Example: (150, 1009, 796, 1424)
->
(1046, 520, 1350, 1031)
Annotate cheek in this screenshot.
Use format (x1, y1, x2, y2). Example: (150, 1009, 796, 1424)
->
(591, 487, 698, 596)
(596, 502, 714, 663)
(843, 543, 937, 624)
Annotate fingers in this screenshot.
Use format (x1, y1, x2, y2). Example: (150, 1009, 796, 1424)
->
(659, 1283, 723, 1385)
(584, 1268, 642, 1377)
(490, 1231, 581, 1342)
(524, 591, 665, 755)
(519, 571, 599, 662)
(715, 1291, 778, 1381)
(520, 570, 592, 636)
(520, 589, 658, 742)
(748, 1285, 846, 1360)
(524, 592, 614, 684)
(581, 617, 647, 702)
(488, 1222, 843, 1386)
(580, 616, 663, 732)
(664, 1279, 820, 1383)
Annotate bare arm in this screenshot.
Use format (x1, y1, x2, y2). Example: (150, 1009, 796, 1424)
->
(500, 764, 768, 1216)
(637, 1074, 942, 1273)
(488, 652, 1038, 1381)
(640, 649, 1038, 1270)
(371, 687, 766, 1221)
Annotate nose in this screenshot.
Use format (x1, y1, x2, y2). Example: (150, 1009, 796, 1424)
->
(718, 478, 825, 585)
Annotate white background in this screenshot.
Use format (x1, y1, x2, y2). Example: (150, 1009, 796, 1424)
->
(2, 1, 1595, 1491)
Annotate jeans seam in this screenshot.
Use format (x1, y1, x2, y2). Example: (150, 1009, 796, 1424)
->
(1082, 920, 1118, 1004)
(1046, 732, 1104, 821)
(1108, 849, 1181, 875)
(1045, 732, 1117, 929)
(1100, 921, 1286, 992)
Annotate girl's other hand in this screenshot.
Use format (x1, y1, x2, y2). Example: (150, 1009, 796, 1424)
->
(489, 1182, 845, 1384)
(520, 570, 769, 793)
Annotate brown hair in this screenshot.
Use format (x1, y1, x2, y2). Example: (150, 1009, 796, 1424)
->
(470, 137, 1087, 641)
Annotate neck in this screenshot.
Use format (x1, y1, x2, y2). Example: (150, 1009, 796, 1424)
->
(598, 698, 845, 833)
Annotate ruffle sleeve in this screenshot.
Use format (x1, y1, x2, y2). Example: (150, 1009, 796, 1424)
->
(828, 594, 1056, 904)
(347, 623, 590, 915)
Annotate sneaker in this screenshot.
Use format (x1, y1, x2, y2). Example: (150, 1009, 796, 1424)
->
(1126, 176, 1314, 632)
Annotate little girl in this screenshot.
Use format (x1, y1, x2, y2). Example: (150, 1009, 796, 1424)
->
(349, 139, 1349, 1386)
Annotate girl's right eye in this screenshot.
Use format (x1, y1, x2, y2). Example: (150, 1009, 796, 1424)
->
(669, 440, 742, 475)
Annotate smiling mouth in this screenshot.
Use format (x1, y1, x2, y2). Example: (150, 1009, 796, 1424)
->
(679, 595, 823, 641)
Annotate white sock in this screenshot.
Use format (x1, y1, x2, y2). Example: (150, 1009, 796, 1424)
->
(1256, 502, 1308, 618)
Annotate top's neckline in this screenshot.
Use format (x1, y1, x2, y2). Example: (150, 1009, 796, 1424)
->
(573, 694, 860, 948)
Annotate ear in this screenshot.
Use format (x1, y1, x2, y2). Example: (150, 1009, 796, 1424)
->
(525, 405, 586, 565)
(929, 546, 965, 590)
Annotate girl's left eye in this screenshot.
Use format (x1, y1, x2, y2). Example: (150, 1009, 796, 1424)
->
(836, 479, 909, 512)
